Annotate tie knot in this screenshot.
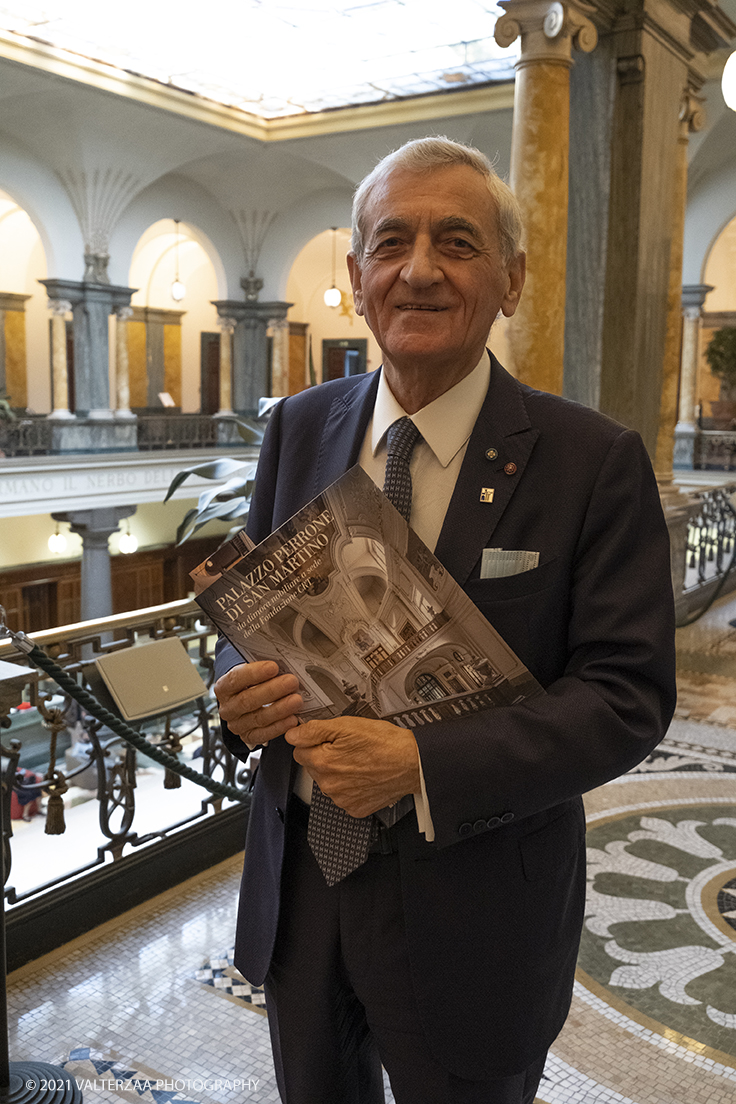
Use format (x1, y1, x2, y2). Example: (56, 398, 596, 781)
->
(386, 417, 420, 462)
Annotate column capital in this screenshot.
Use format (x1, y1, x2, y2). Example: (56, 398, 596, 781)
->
(53, 506, 135, 544)
(115, 305, 134, 322)
(212, 299, 293, 324)
(495, 0, 598, 64)
(679, 87, 706, 135)
(682, 284, 713, 312)
(48, 299, 72, 316)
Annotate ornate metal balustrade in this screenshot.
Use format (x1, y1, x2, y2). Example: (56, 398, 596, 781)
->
(0, 414, 257, 457)
(694, 430, 736, 471)
(0, 417, 54, 456)
(0, 600, 249, 910)
(681, 484, 736, 618)
(136, 415, 220, 450)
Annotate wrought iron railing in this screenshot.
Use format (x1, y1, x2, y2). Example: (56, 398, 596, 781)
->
(0, 417, 53, 456)
(0, 600, 249, 907)
(694, 430, 736, 471)
(680, 484, 736, 623)
(0, 414, 257, 457)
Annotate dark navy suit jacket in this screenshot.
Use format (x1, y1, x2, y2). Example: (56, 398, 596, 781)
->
(217, 354, 676, 1078)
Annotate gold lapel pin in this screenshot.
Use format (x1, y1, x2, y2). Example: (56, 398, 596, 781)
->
(480, 488, 495, 503)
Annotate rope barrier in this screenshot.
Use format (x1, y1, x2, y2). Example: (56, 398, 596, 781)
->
(1, 625, 248, 805)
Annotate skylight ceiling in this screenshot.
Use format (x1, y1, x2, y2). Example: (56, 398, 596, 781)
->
(0, 0, 517, 119)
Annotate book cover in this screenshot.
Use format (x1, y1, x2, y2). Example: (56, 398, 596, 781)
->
(192, 465, 542, 728)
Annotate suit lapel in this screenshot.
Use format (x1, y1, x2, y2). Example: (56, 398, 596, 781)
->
(434, 356, 539, 586)
(313, 370, 381, 496)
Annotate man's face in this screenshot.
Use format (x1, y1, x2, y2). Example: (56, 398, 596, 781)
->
(347, 164, 525, 387)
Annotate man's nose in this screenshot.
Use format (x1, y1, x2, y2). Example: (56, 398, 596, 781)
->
(400, 242, 443, 287)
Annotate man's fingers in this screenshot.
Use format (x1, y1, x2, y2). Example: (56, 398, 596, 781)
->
(214, 660, 303, 743)
(284, 720, 333, 748)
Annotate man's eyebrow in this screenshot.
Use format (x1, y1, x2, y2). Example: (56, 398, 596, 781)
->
(371, 217, 412, 238)
(436, 216, 483, 239)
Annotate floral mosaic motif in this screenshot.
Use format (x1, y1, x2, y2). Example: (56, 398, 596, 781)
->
(629, 743, 736, 774)
(584, 811, 736, 1034)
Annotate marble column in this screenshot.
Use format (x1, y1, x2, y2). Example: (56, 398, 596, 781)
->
(654, 91, 706, 490)
(212, 298, 292, 414)
(39, 278, 136, 419)
(114, 305, 135, 420)
(47, 299, 74, 420)
(52, 506, 134, 622)
(269, 317, 290, 397)
(215, 316, 236, 417)
(495, 0, 597, 395)
(674, 284, 713, 468)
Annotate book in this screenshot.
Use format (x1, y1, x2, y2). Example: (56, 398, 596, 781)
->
(192, 465, 542, 728)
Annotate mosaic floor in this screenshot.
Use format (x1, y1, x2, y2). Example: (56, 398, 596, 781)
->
(7, 590, 736, 1104)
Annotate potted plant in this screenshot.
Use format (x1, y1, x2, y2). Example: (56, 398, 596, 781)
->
(705, 327, 736, 428)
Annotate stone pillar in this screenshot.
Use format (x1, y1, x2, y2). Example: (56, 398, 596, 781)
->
(674, 283, 713, 468)
(52, 506, 134, 622)
(495, 0, 597, 394)
(39, 278, 136, 419)
(215, 316, 236, 417)
(654, 90, 706, 492)
(114, 305, 135, 420)
(269, 316, 290, 397)
(595, 1, 733, 460)
(213, 298, 292, 414)
(47, 299, 74, 420)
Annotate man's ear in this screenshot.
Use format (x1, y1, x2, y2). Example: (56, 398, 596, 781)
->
(346, 252, 364, 316)
(500, 251, 526, 319)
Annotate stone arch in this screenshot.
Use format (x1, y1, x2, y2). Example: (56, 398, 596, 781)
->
(125, 218, 222, 413)
(109, 174, 238, 298)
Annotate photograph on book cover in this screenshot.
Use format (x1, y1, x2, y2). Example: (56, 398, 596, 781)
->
(192, 465, 541, 728)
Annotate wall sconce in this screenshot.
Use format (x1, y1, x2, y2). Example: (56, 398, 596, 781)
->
(171, 219, 186, 302)
(323, 227, 341, 308)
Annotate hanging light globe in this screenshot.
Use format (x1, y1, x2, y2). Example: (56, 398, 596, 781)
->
(171, 279, 186, 302)
(324, 286, 341, 308)
(119, 531, 138, 555)
(48, 530, 67, 555)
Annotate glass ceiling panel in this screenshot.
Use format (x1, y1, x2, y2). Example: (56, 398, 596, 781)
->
(0, 0, 517, 118)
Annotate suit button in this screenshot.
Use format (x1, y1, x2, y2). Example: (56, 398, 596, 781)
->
(276, 806, 285, 822)
(501, 812, 515, 824)
(504, 462, 517, 475)
(473, 819, 487, 834)
(459, 822, 473, 837)
(487, 817, 502, 829)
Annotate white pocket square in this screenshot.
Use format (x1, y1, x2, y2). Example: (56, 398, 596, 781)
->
(481, 549, 540, 579)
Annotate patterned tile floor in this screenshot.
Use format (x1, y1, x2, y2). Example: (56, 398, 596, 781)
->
(6, 588, 736, 1104)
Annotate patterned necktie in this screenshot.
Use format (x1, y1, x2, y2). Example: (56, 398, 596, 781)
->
(307, 416, 421, 886)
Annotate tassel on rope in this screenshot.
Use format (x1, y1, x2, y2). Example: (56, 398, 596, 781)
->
(44, 773, 68, 834)
(164, 735, 183, 789)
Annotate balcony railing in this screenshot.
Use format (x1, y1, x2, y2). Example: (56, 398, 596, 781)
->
(0, 414, 257, 457)
(694, 430, 736, 471)
(0, 601, 249, 919)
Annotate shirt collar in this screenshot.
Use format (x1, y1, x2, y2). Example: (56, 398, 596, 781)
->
(370, 352, 491, 468)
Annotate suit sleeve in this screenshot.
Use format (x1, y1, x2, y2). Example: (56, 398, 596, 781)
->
(413, 428, 677, 848)
(214, 400, 286, 764)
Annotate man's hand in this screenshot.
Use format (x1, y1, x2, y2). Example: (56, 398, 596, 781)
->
(214, 660, 303, 746)
(285, 717, 422, 817)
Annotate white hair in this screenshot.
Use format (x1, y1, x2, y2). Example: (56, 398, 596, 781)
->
(351, 136, 523, 263)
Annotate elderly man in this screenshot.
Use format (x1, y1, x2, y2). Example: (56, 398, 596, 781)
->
(214, 137, 676, 1104)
